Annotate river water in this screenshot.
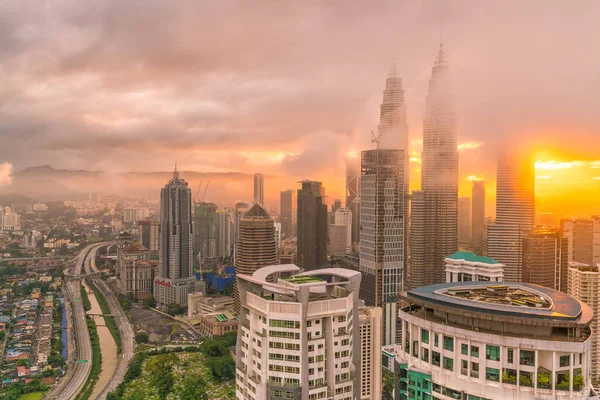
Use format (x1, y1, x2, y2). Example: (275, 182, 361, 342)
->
(83, 281, 117, 399)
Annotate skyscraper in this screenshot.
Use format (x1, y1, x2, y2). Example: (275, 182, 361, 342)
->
(279, 189, 293, 239)
(410, 44, 459, 288)
(522, 230, 568, 292)
(233, 202, 249, 244)
(562, 217, 600, 265)
(471, 180, 486, 253)
(569, 262, 600, 384)
(138, 219, 159, 258)
(346, 159, 361, 248)
(334, 207, 353, 254)
(484, 153, 535, 281)
(215, 209, 232, 259)
(193, 202, 217, 262)
(359, 149, 405, 345)
(458, 197, 471, 245)
(154, 167, 196, 308)
(253, 173, 264, 206)
(296, 180, 328, 270)
(232, 203, 276, 313)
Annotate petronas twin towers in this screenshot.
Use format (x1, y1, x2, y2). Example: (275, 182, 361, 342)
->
(359, 44, 458, 344)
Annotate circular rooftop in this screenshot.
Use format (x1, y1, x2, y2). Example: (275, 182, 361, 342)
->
(406, 282, 593, 327)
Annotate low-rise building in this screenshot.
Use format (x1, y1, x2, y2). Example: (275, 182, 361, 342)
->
(197, 311, 238, 337)
(445, 251, 504, 283)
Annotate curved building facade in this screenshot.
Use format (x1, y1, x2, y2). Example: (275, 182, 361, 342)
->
(393, 282, 597, 400)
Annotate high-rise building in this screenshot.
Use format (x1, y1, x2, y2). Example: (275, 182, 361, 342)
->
(215, 209, 232, 259)
(334, 208, 352, 254)
(458, 197, 471, 245)
(193, 202, 217, 262)
(235, 265, 363, 400)
(0, 207, 21, 232)
(522, 230, 568, 292)
(484, 153, 535, 282)
(393, 281, 596, 399)
(253, 173, 264, 206)
(138, 219, 159, 258)
(154, 168, 196, 308)
(279, 189, 293, 239)
(233, 203, 276, 313)
(569, 262, 600, 384)
(296, 180, 328, 271)
(471, 180, 486, 253)
(119, 243, 156, 300)
(346, 159, 361, 247)
(360, 149, 405, 345)
(410, 44, 459, 289)
(233, 202, 249, 244)
(274, 222, 282, 249)
(562, 217, 600, 266)
(358, 306, 382, 400)
(329, 224, 348, 257)
(124, 207, 149, 224)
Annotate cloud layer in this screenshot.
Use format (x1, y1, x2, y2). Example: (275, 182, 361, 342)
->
(0, 1, 599, 208)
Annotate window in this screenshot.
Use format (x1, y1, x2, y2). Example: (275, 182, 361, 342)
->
(432, 351, 440, 367)
(422, 329, 429, 344)
(520, 350, 534, 366)
(507, 348, 514, 364)
(269, 319, 300, 329)
(559, 355, 570, 367)
(307, 320, 312, 327)
(443, 357, 454, 371)
(422, 348, 429, 363)
(486, 367, 500, 382)
(338, 315, 346, 322)
(443, 336, 454, 352)
(471, 346, 479, 358)
(486, 345, 500, 362)
(434, 333, 439, 347)
(461, 344, 468, 355)
(461, 360, 468, 375)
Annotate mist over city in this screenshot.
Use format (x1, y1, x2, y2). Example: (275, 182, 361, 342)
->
(0, 2, 599, 400)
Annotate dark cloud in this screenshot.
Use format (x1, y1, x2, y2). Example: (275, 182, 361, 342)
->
(0, 0, 599, 203)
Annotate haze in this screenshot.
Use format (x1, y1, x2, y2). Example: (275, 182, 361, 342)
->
(0, 0, 599, 217)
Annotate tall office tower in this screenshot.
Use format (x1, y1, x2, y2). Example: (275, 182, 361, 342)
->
(296, 180, 328, 271)
(484, 153, 535, 281)
(154, 168, 196, 308)
(215, 209, 232, 259)
(253, 173, 264, 206)
(332, 199, 342, 213)
(236, 265, 362, 400)
(359, 149, 405, 345)
(233, 202, 249, 244)
(193, 202, 217, 262)
(137, 219, 159, 258)
(346, 159, 361, 247)
(329, 224, 348, 257)
(410, 44, 459, 288)
(335, 208, 353, 254)
(458, 197, 471, 245)
(279, 189, 293, 239)
(522, 230, 568, 292)
(562, 217, 600, 265)
(569, 262, 600, 384)
(358, 306, 382, 400)
(471, 180, 486, 253)
(274, 222, 282, 249)
(232, 203, 277, 313)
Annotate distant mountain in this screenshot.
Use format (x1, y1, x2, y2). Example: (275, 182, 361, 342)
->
(6, 166, 289, 207)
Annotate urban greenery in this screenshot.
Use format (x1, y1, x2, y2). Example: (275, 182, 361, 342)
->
(2, 379, 48, 400)
(80, 285, 91, 312)
(75, 318, 102, 400)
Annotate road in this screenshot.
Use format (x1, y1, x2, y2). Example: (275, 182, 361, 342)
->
(44, 243, 107, 400)
(86, 243, 135, 400)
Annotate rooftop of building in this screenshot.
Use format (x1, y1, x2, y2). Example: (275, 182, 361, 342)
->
(280, 275, 325, 285)
(569, 262, 600, 273)
(446, 251, 499, 265)
(403, 281, 593, 328)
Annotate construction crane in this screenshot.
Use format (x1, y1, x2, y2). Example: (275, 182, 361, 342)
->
(194, 181, 203, 204)
(200, 179, 210, 202)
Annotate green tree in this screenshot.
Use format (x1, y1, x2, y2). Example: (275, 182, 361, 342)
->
(180, 375, 209, 400)
(135, 332, 149, 344)
(147, 353, 177, 399)
(143, 294, 156, 308)
(382, 368, 394, 400)
(167, 303, 183, 316)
